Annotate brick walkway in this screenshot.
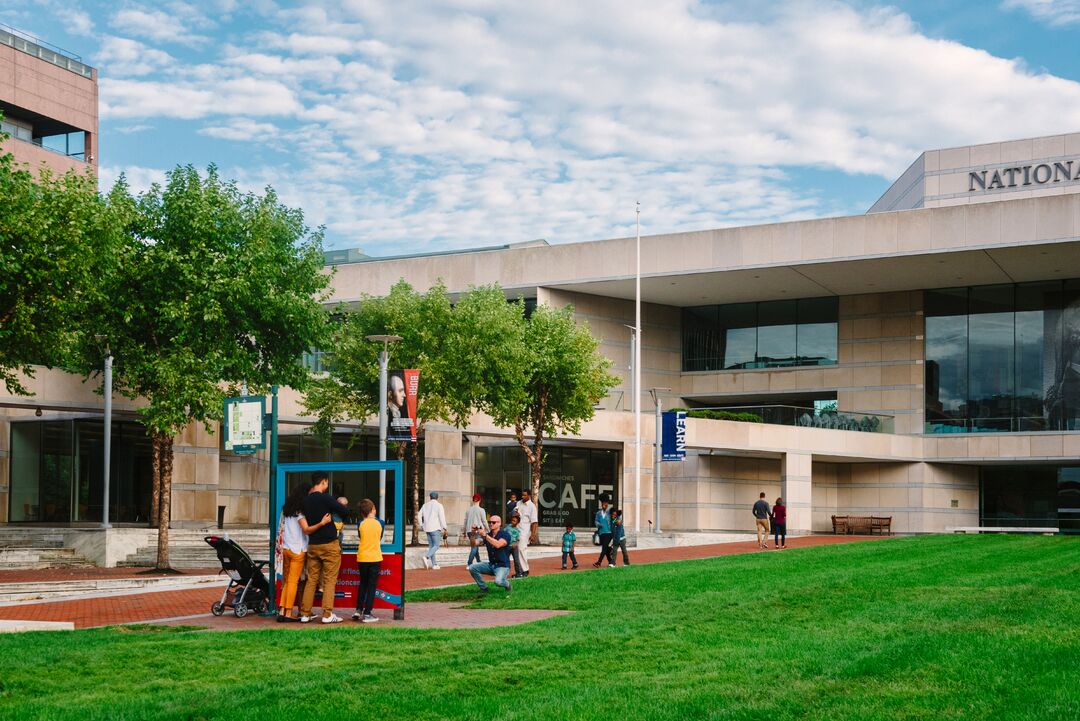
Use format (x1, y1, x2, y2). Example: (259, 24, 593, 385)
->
(0, 535, 885, 629)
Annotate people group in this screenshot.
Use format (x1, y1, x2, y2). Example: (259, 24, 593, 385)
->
(751, 492, 787, 550)
(276, 471, 386, 624)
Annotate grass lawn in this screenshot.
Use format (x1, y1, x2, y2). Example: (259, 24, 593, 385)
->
(0, 535, 1077, 721)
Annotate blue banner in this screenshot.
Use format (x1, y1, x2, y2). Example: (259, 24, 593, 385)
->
(661, 411, 687, 461)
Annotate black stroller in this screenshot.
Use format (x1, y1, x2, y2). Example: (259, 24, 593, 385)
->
(204, 535, 272, 618)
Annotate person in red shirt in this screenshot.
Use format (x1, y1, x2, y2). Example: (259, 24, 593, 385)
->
(772, 497, 787, 549)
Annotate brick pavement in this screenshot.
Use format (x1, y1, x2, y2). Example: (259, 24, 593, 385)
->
(0, 534, 886, 629)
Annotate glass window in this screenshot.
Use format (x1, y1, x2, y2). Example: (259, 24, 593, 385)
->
(1015, 282, 1061, 431)
(981, 465, 1057, 527)
(682, 306, 720, 372)
(719, 303, 756, 369)
(967, 285, 1014, 432)
(756, 300, 797, 366)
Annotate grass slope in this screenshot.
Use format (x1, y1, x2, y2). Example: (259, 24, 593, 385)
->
(0, 535, 1077, 721)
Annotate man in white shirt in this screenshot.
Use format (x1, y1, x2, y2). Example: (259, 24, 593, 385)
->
(418, 491, 447, 569)
(515, 489, 537, 577)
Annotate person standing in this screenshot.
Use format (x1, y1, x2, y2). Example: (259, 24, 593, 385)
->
(467, 514, 512, 593)
(418, 490, 447, 569)
(351, 498, 384, 623)
(299, 471, 351, 624)
(610, 509, 630, 566)
(507, 513, 524, 578)
(592, 496, 613, 568)
(561, 524, 578, 569)
(752, 492, 771, 549)
(515, 489, 537, 577)
(276, 481, 331, 622)
(463, 493, 488, 566)
(772, 497, 787, 550)
(505, 491, 518, 522)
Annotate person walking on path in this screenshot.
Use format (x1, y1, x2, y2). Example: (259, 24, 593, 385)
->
(561, 524, 578, 569)
(276, 481, 332, 622)
(467, 514, 513, 594)
(351, 498, 384, 623)
(508, 513, 524, 578)
(772, 497, 787, 550)
(516, 489, 537, 577)
(299, 471, 351, 624)
(418, 491, 447, 569)
(593, 497, 614, 568)
(753, 492, 771, 549)
(464, 494, 489, 566)
(610, 509, 630, 566)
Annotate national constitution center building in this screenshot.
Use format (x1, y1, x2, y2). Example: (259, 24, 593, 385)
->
(3, 85, 1080, 540)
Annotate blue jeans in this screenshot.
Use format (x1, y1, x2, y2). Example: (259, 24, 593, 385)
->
(425, 531, 442, 565)
(466, 537, 482, 565)
(468, 561, 510, 590)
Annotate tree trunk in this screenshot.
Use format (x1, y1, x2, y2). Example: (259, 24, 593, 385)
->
(409, 437, 422, 546)
(154, 432, 174, 570)
(514, 391, 547, 545)
(150, 439, 161, 528)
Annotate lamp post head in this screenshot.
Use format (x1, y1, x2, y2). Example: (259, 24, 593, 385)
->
(365, 335, 403, 343)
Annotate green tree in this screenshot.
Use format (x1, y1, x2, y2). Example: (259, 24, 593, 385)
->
(303, 280, 469, 544)
(77, 166, 332, 569)
(0, 134, 123, 395)
(452, 292, 619, 543)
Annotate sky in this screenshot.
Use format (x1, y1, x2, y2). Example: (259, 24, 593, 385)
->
(4, 0, 1080, 256)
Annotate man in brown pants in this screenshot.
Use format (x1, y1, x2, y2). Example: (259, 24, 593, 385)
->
(299, 471, 350, 624)
(752, 492, 771, 549)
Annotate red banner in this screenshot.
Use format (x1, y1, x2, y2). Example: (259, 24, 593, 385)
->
(387, 369, 419, 442)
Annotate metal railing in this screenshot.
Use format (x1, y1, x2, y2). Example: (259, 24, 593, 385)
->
(0, 24, 93, 79)
(925, 417, 1073, 434)
(687, 405, 894, 434)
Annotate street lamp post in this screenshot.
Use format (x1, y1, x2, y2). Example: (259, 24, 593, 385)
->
(634, 202, 642, 535)
(96, 335, 112, 529)
(366, 334, 402, 520)
(649, 387, 670, 533)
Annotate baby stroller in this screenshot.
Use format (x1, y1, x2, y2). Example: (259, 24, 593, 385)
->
(204, 535, 271, 618)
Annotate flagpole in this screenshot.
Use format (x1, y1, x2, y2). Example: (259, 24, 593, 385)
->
(634, 201, 642, 536)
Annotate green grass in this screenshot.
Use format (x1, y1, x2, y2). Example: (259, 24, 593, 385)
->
(1, 535, 1078, 720)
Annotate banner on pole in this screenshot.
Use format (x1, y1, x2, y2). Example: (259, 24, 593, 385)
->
(661, 410, 687, 461)
(387, 369, 419, 442)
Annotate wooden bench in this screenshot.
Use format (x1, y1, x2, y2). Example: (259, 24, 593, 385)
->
(832, 515, 893, 535)
(947, 526, 1058, 535)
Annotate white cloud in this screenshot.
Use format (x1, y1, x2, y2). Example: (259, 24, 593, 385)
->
(1002, 0, 1080, 26)
(90, 0, 1080, 254)
(62, 8, 95, 37)
(110, 7, 210, 45)
(95, 36, 174, 76)
(98, 165, 168, 196)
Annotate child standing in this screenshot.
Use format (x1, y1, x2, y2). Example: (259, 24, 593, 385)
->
(611, 509, 630, 566)
(561, 524, 578, 569)
(507, 514, 524, 578)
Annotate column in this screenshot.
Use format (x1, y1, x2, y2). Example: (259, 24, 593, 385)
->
(781, 451, 813, 534)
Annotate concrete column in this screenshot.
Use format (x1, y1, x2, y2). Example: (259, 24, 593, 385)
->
(781, 451, 813, 534)
(421, 426, 467, 535)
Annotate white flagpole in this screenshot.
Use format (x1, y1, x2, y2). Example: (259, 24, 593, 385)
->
(634, 201, 642, 535)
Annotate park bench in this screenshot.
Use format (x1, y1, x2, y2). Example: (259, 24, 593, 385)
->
(947, 526, 1058, 535)
(831, 515, 892, 535)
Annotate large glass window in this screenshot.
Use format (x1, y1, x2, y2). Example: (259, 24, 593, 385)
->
(926, 279, 1080, 432)
(980, 465, 1078, 533)
(682, 296, 838, 371)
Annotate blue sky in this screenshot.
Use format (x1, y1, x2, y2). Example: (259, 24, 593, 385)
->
(5, 0, 1080, 256)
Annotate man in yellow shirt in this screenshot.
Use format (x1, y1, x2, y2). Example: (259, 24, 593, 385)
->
(352, 498, 384, 623)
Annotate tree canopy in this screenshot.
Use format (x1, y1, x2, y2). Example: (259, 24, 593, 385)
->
(76, 165, 333, 567)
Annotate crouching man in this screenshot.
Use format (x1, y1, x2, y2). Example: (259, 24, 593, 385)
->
(467, 514, 512, 594)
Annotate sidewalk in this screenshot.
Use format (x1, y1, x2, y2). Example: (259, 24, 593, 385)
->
(0, 535, 887, 630)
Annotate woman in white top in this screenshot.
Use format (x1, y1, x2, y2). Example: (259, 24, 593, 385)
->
(277, 482, 330, 622)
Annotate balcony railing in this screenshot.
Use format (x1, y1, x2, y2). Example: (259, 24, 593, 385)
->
(0, 24, 93, 79)
(687, 405, 894, 434)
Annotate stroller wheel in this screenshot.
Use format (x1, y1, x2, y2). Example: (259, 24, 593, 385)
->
(211, 602, 225, 616)
(256, 598, 270, 615)
(234, 602, 249, 618)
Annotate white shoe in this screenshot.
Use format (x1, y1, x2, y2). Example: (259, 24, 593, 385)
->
(322, 613, 344, 624)
(351, 611, 363, 621)
(422, 556, 432, 569)
(432, 564, 442, 570)
(362, 614, 379, 623)
(299, 615, 311, 623)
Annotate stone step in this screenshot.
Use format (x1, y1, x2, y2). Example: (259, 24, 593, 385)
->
(0, 575, 222, 604)
(0, 547, 94, 569)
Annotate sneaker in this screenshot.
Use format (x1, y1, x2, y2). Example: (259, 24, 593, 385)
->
(351, 611, 363, 621)
(321, 613, 344, 624)
(432, 564, 442, 570)
(422, 556, 432, 569)
(299, 615, 311, 624)
(572, 564, 579, 569)
(592, 562, 601, 568)
(477, 586, 489, 593)
(561, 566, 567, 570)
(362, 614, 379, 623)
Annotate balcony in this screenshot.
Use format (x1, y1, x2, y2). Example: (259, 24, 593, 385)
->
(0, 24, 94, 79)
(683, 405, 895, 434)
